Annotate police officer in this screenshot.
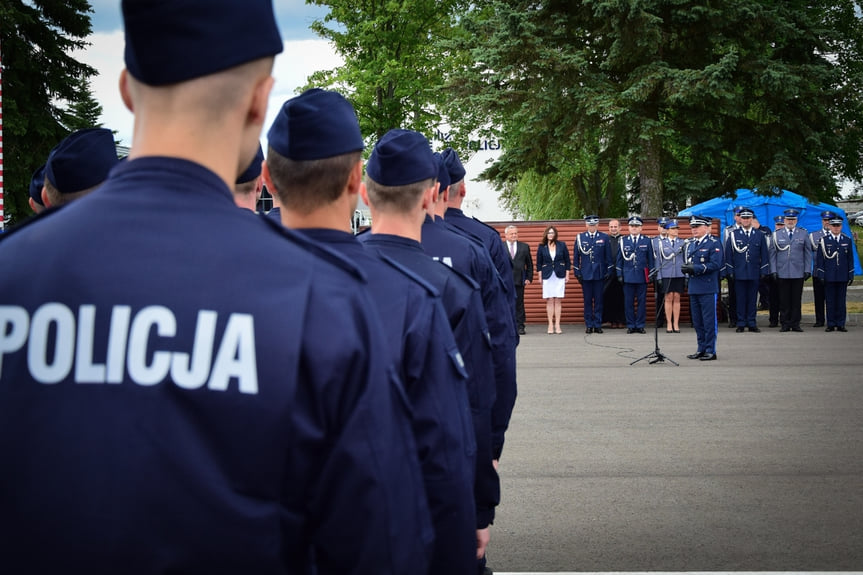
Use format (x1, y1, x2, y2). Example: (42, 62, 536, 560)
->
(424, 153, 518, 469)
(809, 210, 834, 327)
(41, 127, 120, 207)
(770, 209, 813, 332)
(766, 214, 785, 327)
(232, 144, 264, 211)
(616, 216, 655, 334)
(682, 215, 723, 360)
(574, 215, 613, 333)
(357, 129, 500, 572)
(814, 215, 855, 332)
(724, 207, 769, 332)
(263, 89, 477, 574)
(655, 219, 685, 333)
(0, 2, 431, 573)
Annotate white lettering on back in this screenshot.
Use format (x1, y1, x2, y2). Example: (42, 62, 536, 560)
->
(28, 303, 75, 384)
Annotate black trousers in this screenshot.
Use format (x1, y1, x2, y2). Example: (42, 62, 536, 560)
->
(726, 278, 737, 326)
(768, 277, 781, 325)
(777, 277, 804, 329)
(514, 283, 526, 330)
(813, 278, 826, 324)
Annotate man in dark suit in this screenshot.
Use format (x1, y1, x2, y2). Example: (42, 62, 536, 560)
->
(504, 225, 534, 335)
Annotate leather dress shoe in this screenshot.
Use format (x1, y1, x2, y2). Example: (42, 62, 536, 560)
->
(626, 328, 634, 334)
(735, 327, 745, 333)
(585, 327, 594, 334)
(837, 326, 848, 332)
(813, 322, 825, 328)
(637, 328, 646, 334)
(594, 327, 603, 334)
(768, 323, 778, 328)
(791, 326, 803, 332)
(780, 327, 790, 332)
(748, 326, 761, 333)
(700, 353, 718, 361)
(687, 351, 705, 360)
(825, 326, 835, 332)
(518, 327, 526, 335)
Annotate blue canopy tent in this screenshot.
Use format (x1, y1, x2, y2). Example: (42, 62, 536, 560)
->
(679, 188, 861, 274)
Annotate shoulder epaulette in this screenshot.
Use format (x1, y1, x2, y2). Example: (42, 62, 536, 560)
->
(377, 253, 440, 298)
(471, 216, 503, 236)
(0, 206, 64, 244)
(259, 214, 367, 283)
(436, 258, 480, 290)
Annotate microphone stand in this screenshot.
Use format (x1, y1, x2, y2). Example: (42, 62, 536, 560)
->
(631, 275, 679, 366)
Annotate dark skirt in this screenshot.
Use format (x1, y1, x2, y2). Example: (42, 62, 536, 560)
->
(664, 277, 685, 294)
(603, 276, 626, 323)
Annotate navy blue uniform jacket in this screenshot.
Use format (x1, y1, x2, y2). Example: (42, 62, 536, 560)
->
(0, 158, 431, 575)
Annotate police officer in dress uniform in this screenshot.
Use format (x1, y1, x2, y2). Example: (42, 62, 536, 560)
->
(263, 89, 477, 574)
(0, 3, 432, 573)
(814, 215, 855, 332)
(574, 215, 613, 333)
(356, 129, 500, 572)
(722, 206, 744, 327)
(766, 214, 785, 327)
(651, 217, 669, 326)
(682, 215, 723, 360)
(616, 216, 656, 333)
(809, 210, 834, 327)
(724, 207, 770, 332)
(656, 219, 685, 332)
(770, 208, 813, 332)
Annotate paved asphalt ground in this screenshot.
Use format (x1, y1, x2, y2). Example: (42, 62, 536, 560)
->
(487, 290, 863, 573)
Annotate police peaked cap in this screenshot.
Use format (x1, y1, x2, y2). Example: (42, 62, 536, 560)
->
(585, 215, 600, 225)
(268, 89, 364, 161)
(123, 0, 283, 86)
(441, 147, 466, 184)
(628, 215, 643, 226)
(434, 152, 451, 192)
(828, 216, 843, 225)
(820, 210, 836, 220)
(45, 128, 119, 194)
(783, 209, 800, 219)
(738, 207, 755, 218)
(773, 215, 785, 223)
(664, 219, 679, 229)
(29, 164, 46, 206)
(657, 216, 668, 226)
(236, 144, 264, 184)
(689, 215, 711, 227)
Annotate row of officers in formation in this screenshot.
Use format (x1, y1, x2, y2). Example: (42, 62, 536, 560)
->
(0, 2, 520, 575)
(504, 209, 856, 361)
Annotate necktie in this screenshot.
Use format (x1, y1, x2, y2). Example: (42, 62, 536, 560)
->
(510, 242, 515, 258)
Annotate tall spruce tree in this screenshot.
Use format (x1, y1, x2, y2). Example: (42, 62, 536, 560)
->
(445, 0, 863, 218)
(1, 0, 97, 223)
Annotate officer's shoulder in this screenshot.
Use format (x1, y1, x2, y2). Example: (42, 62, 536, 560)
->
(797, 226, 809, 233)
(377, 253, 440, 298)
(437, 259, 480, 290)
(471, 216, 502, 236)
(259, 215, 367, 283)
(0, 206, 64, 244)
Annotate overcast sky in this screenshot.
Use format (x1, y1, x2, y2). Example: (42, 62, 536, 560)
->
(76, 1, 342, 147)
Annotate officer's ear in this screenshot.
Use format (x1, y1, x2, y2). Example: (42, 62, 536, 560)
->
(247, 74, 275, 128)
(119, 69, 134, 113)
(41, 187, 52, 208)
(345, 160, 363, 198)
(359, 182, 371, 207)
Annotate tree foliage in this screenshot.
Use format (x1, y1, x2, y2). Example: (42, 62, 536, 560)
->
(306, 0, 466, 145)
(1, 0, 99, 223)
(444, 0, 863, 218)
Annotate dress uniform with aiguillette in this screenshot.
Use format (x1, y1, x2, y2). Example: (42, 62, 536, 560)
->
(573, 215, 613, 332)
(814, 215, 855, 332)
(615, 216, 656, 333)
(0, 3, 431, 573)
(682, 215, 723, 360)
(724, 207, 769, 331)
(770, 209, 813, 332)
